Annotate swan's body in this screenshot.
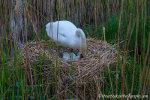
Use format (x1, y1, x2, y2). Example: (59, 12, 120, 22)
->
(46, 20, 87, 55)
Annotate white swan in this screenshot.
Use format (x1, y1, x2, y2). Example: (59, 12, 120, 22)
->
(46, 20, 87, 56)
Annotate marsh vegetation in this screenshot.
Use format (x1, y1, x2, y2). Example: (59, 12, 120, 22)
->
(0, 0, 149, 99)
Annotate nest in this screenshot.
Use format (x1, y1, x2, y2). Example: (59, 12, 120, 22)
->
(19, 38, 119, 99)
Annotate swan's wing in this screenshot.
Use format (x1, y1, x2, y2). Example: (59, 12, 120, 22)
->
(46, 21, 77, 47)
(59, 32, 66, 38)
(54, 21, 77, 34)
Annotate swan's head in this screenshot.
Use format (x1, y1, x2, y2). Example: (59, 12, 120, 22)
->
(80, 43, 87, 56)
(76, 28, 87, 56)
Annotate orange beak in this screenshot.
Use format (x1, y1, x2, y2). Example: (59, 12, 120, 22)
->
(79, 54, 84, 60)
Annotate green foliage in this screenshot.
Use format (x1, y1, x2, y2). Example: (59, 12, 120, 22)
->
(128, 18, 150, 55)
(103, 15, 119, 43)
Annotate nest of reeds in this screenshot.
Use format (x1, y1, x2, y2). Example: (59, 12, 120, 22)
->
(18, 38, 119, 99)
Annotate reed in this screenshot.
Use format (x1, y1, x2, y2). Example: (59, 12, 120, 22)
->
(0, 0, 149, 99)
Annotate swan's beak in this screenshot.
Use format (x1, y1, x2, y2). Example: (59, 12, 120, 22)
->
(79, 54, 83, 59)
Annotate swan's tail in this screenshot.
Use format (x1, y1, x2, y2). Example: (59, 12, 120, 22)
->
(46, 22, 54, 38)
(46, 23, 50, 35)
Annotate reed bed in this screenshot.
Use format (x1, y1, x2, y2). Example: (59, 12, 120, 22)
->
(0, 0, 149, 99)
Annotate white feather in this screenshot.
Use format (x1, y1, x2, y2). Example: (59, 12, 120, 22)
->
(46, 20, 87, 55)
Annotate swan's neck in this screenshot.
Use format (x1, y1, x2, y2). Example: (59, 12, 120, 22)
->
(75, 28, 87, 55)
(79, 36, 87, 56)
